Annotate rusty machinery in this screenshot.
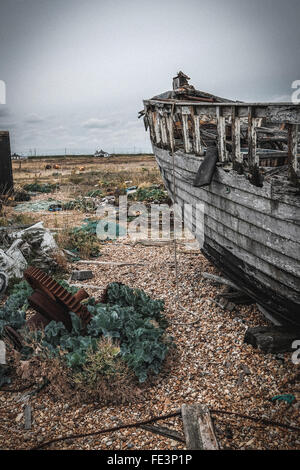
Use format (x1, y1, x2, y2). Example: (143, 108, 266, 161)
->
(4, 267, 94, 350)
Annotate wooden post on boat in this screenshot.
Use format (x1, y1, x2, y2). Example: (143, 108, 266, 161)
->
(166, 109, 175, 152)
(191, 106, 203, 155)
(0, 131, 13, 195)
(287, 123, 299, 182)
(248, 107, 263, 186)
(181, 106, 192, 154)
(231, 106, 242, 173)
(216, 106, 227, 162)
(181, 404, 219, 450)
(159, 111, 168, 147)
(153, 107, 161, 146)
(247, 106, 259, 167)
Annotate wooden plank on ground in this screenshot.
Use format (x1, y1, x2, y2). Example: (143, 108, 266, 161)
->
(140, 424, 185, 443)
(197, 405, 219, 450)
(24, 404, 32, 430)
(181, 404, 219, 450)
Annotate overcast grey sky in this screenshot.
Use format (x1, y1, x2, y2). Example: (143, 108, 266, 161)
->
(0, 0, 299, 154)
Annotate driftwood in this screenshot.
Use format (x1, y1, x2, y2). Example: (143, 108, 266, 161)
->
(71, 270, 93, 281)
(202, 272, 240, 290)
(76, 260, 145, 267)
(24, 404, 32, 430)
(244, 326, 300, 353)
(181, 404, 219, 450)
(130, 239, 175, 247)
(139, 424, 185, 443)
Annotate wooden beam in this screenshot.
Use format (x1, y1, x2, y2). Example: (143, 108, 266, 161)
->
(140, 424, 185, 443)
(160, 114, 168, 146)
(248, 107, 260, 166)
(166, 113, 175, 152)
(76, 260, 145, 266)
(24, 404, 32, 430)
(153, 110, 161, 145)
(147, 109, 156, 143)
(266, 105, 300, 124)
(231, 106, 242, 163)
(197, 406, 220, 450)
(181, 106, 192, 153)
(288, 124, 299, 174)
(216, 106, 227, 162)
(181, 404, 219, 450)
(193, 114, 203, 155)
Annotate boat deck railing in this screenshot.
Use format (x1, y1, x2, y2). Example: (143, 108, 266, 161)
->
(143, 99, 300, 181)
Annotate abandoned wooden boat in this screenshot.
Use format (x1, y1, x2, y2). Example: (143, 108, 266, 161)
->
(142, 72, 300, 327)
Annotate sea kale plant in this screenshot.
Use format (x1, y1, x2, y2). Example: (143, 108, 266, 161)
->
(0, 280, 172, 385)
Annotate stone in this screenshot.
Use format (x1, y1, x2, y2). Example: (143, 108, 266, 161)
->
(71, 270, 94, 281)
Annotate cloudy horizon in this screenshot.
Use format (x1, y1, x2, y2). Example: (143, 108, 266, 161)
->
(0, 0, 299, 155)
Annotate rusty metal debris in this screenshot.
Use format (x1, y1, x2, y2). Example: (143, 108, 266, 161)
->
(4, 325, 23, 350)
(24, 266, 92, 330)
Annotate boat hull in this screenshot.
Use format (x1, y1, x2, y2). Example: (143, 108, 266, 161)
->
(153, 144, 300, 327)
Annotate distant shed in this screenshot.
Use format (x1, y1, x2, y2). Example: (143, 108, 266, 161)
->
(94, 149, 110, 158)
(0, 131, 13, 194)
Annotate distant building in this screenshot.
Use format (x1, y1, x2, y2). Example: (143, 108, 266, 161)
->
(94, 149, 110, 158)
(11, 153, 27, 160)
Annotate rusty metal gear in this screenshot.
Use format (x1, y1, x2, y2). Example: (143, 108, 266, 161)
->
(24, 266, 92, 327)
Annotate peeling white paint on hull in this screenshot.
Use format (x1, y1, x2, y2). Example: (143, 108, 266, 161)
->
(153, 144, 300, 327)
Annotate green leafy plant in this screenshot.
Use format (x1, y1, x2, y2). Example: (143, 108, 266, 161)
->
(0, 281, 33, 337)
(128, 186, 170, 204)
(2, 278, 172, 386)
(23, 182, 59, 193)
(62, 198, 96, 213)
(56, 221, 101, 258)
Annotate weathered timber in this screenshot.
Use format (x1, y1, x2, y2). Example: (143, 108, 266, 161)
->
(244, 326, 300, 353)
(197, 406, 220, 450)
(231, 106, 242, 166)
(139, 424, 185, 443)
(202, 272, 240, 290)
(0, 131, 13, 194)
(71, 270, 94, 281)
(216, 106, 227, 162)
(266, 105, 300, 124)
(181, 404, 219, 450)
(24, 404, 32, 430)
(76, 260, 144, 267)
(144, 76, 300, 328)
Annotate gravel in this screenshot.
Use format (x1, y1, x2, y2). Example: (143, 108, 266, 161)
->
(0, 240, 299, 450)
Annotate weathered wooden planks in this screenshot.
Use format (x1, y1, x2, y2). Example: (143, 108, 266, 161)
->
(0, 131, 13, 194)
(231, 106, 242, 164)
(216, 106, 227, 162)
(145, 101, 300, 124)
(181, 404, 219, 450)
(287, 124, 299, 174)
(163, 174, 300, 291)
(153, 145, 300, 324)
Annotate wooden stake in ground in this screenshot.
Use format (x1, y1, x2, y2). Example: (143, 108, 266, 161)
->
(24, 404, 32, 430)
(181, 404, 219, 450)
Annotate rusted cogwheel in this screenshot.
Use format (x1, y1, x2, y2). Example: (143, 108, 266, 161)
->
(24, 266, 92, 326)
